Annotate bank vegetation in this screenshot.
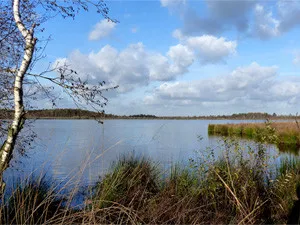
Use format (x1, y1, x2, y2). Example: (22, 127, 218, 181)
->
(1, 139, 299, 224)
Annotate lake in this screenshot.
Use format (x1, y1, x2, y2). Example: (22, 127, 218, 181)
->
(3, 119, 295, 189)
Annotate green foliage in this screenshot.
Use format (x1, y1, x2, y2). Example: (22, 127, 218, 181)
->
(167, 165, 200, 197)
(254, 122, 278, 144)
(91, 155, 159, 209)
(208, 122, 300, 153)
(214, 124, 229, 135)
(269, 158, 300, 222)
(244, 127, 254, 138)
(1, 144, 300, 224)
(278, 133, 298, 145)
(233, 126, 243, 136)
(208, 124, 215, 135)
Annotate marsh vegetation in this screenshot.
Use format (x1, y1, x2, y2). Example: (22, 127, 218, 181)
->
(208, 121, 300, 154)
(1, 137, 300, 224)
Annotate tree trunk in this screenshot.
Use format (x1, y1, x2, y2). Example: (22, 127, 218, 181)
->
(0, 0, 36, 192)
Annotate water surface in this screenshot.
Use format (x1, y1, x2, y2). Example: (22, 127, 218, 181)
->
(4, 119, 293, 188)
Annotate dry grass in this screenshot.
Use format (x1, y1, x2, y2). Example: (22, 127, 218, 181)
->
(209, 122, 300, 152)
(0, 144, 299, 224)
(210, 121, 300, 132)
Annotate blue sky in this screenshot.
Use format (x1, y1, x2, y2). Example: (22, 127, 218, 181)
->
(36, 0, 300, 116)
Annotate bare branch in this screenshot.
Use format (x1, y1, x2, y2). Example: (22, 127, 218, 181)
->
(0, 0, 118, 192)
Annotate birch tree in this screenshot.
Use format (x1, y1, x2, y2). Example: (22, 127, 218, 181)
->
(0, 0, 117, 192)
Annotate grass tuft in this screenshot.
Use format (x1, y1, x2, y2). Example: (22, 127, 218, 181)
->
(1, 143, 300, 224)
(0, 176, 65, 224)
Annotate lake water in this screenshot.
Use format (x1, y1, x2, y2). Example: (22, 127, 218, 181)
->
(3, 119, 295, 189)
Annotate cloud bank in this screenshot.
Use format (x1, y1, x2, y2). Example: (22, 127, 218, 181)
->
(161, 0, 300, 40)
(144, 62, 300, 108)
(56, 34, 236, 93)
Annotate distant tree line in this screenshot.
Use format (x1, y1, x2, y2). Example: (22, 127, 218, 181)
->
(0, 109, 156, 119)
(0, 109, 297, 120)
(129, 114, 157, 118)
(0, 109, 107, 119)
(229, 112, 273, 119)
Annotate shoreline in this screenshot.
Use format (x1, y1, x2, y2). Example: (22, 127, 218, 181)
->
(22, 117, 300, 121)
(1, 109, 299, 120)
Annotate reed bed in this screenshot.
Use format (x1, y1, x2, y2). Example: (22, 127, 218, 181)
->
(1, 141, 300, 224)
(208, 122, 300, 151)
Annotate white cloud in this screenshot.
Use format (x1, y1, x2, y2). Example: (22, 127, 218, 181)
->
(185, 35, 237, 64)
(88, 19, 116, 41)
(144, 62, 294, 106)
(172, 31, 237, 64)
(54, 42, 192, 93)
(181, 0, 256, 35)
(251, 1, 300, 39)
(277, 0, 300, 33)
(171, 0, 300, 40)
(253, 4, 280, 39)
(161, 0, 186, 8)
(55, 32, 237, 93)
(268, 80, 300, 100)
(206, 0, 256, 31)
(167, 44, 194, 72)
(172, 29, 184, 40)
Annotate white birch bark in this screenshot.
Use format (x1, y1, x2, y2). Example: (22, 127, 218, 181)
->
(0, 0, 36, 191)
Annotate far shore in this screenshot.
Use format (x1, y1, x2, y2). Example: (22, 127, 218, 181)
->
(23, 116, 297, 121)
(1, 108, 299, 120)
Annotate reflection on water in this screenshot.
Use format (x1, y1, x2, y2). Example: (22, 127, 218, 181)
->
(277, 143, 300, 156)
(208, 132, 300, 156)
(3, 119, 298, 189)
